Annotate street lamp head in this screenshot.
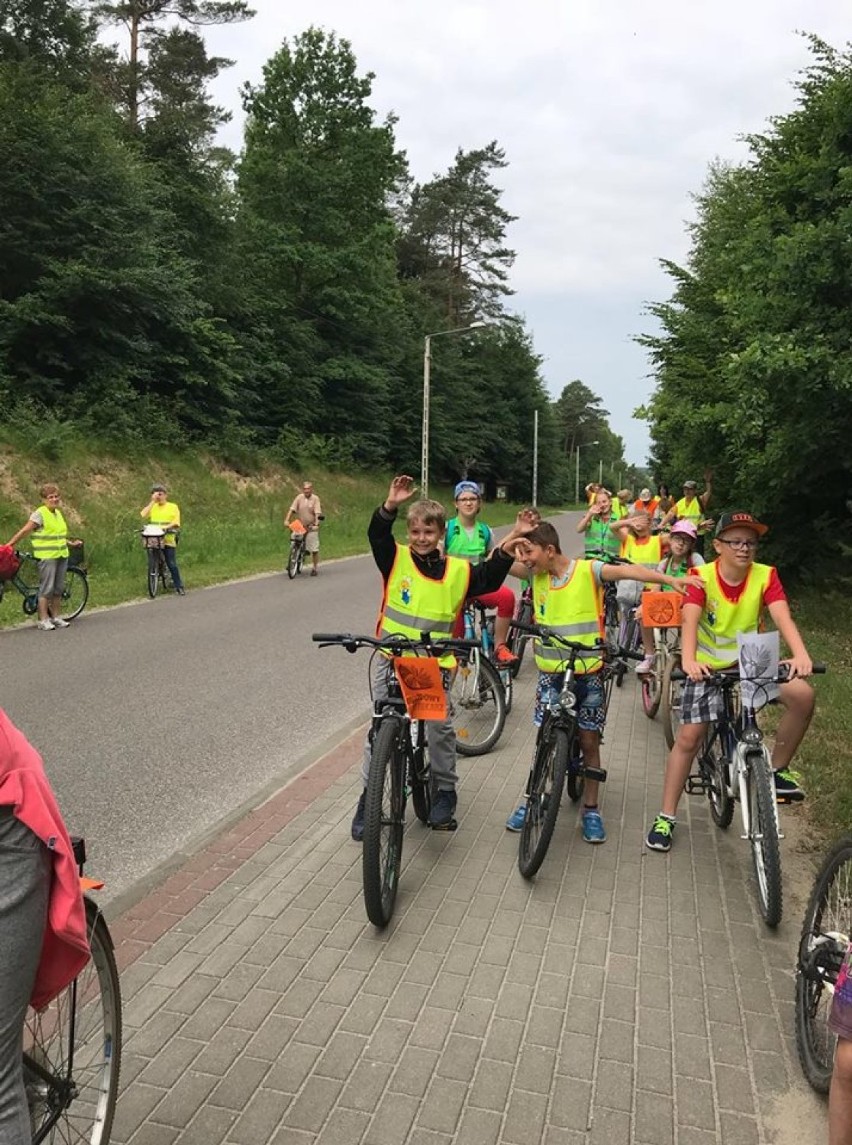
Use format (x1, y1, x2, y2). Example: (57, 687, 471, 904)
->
(467, 321, 487, 329)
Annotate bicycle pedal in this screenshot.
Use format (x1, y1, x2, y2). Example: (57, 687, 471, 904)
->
(431, 818, 458, 832)
(684, 774, 709, 795)
(776, 791, 805, 805)
(583, 766, 607, 783)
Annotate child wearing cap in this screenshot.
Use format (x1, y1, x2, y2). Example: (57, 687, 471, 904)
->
(444, 480, 518, 665)
(645, 511, 815, 852)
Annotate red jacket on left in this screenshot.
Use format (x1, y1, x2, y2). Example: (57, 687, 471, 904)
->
(0, 710, 90, 1009)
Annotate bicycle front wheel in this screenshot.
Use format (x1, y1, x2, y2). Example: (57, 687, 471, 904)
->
(452, 653, 506, 757)
(641, 649, 663, 719)
(363, 717, 406, 927)
(58, 567, 89, 620)
(660, 653, 683, 749)
(146, 549, 160, 598)
(519, 727, 569, 879)
(26, 897, 122, 1145)
(795, 836, 852, 1093)
(286, 540, 299, 580)
(746, 750, 783, 927)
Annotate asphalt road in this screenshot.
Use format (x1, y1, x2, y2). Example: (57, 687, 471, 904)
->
(1, 509, 581, 905)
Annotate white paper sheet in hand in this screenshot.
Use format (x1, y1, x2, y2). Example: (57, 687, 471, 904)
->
(737, 630, 780, 710)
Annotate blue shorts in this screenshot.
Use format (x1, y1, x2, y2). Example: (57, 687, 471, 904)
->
(535, 671, 606, 734)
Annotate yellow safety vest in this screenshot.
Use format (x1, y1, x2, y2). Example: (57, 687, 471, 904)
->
(149, 501, 181, 548)
(532, 560, 604, 674)
(621, 533, 662, 569)
(694, 560, 773, 668)
(31, 506, 68, 560)
(674, 496, 703, 525)
(378, 546, 471, 667)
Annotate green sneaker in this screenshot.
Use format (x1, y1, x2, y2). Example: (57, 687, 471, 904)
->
(645, 814, 675, 852)
(774, 768, 805, 803)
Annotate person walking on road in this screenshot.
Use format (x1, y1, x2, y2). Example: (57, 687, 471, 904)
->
(286, 481, 323, 576)
(140, 484, 185, 595)
(5, 484, 82, 630)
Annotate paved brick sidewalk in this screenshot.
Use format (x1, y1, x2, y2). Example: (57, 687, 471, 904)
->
(108, 667, 827, 1145)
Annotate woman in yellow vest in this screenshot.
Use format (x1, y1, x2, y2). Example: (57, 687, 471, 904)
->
(140, 484, 185, 595)
(645, 512, 816, 853)
(350, 475, 537, 840)
(503, 522, 686, 844)
(5, 484, 82, 630)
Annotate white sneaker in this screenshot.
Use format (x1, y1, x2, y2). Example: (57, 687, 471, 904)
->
(37, 619, 56, 631)
(635, 655, 655, 674)
(52, 617, 70, 628)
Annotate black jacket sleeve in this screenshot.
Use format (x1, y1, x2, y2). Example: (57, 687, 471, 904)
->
(468, 547, 513, 597)
(368, 505, 398, 583)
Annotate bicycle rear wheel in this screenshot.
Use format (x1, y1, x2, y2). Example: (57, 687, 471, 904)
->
(363, 717, 405, 927)
(565, 739, 585, 804)
(660, 653, 683, 749)
(452, 653, 506, 757)
(26, 897, 122, 1145)
(702, 730, 734, 829)
(518, 727, 569, 879)
(795, 836, 852, 1093)
(508, 596, 532, 679)
(746, 750, 783, 927)
(641, 648, 663, 719)
(57, 567, 89, 620)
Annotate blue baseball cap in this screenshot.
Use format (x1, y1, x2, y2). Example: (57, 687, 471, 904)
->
(454, 481, 480, 499)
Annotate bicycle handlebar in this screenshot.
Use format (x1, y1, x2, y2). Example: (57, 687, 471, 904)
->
(312, 632, 478, 655)
(509, 618, 643, 660)
(671, 662, 827, 683)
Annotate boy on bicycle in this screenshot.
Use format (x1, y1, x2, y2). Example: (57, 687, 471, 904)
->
(646, 511, 815, 852)
(504, 522, 687, 843)
(351, 476, 536, 839)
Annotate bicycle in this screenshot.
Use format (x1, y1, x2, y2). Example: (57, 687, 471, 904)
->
(683, 661, 826, 927)
(451, 609, 508, 756)
(286, 521, 307, 579)
(140, 526, 177, 598)
(25, 834, 122, 1144)
(506, 584, 533, 678)
(312, 631, 474, 927)
(795, 835, 852, 1094)
(636, 590, 683, 728)
(510, 619, 639, 879)
(462, 598, 514, 714)
(0, 550, 89, 621)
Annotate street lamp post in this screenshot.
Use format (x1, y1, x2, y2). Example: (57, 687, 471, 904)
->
(422, 322, 487, 497)
(574, 440, 599, 505)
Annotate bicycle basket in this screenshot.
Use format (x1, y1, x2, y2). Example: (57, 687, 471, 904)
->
(68, 542, 86, 570)
(641, 590, 683, 628)
(141, 526, 166, 549)
(0, 545, 20, 582)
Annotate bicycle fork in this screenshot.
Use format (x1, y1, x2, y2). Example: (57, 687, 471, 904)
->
(736, 745, 783, 842)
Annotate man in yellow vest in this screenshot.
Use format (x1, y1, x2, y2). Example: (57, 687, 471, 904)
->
(646, 511, 815, 853)
(140, 484, 185, 595)
(503, 522, 687, 843)
(351, 475, 535, 839)
(5, 484, 82, 630)
(660, 470, 713, 532)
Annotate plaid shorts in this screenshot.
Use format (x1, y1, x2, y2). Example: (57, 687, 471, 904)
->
(829, 941, 852, 1040)
(679, 679, 724, 725)
(535, 671, 606, 733)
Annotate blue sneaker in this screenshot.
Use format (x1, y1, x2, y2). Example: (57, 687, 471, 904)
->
(582, 809, 606, 844)
(351, 791, 366, 842)
(506, 804, 527, 832)
(430, 788, 458, 830)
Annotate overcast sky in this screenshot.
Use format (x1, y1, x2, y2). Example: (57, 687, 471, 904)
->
(202, 1, 849, 464)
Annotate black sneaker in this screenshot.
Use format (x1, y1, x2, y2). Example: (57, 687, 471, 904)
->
(774, 768, 805, 803)
(429, 788, 458, 830)
(351, 791, 366, 841)
(645, 814, 675, 852)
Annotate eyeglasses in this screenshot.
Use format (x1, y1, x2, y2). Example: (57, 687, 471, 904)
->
(717, 538, 758, 551)
(457, 497, 479, 504)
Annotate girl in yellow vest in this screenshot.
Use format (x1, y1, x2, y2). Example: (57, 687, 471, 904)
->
(503, 522, 687, 844)
(351, 476, 537, 840)
(646, 512, 816, 853)
(5, 484, 82, 630)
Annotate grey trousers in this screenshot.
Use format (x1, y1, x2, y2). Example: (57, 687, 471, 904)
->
(0, 808, 50, 1145)
(361, 658, 458, 791)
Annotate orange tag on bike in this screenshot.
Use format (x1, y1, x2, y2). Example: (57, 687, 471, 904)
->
(641, 591, 682, 628)
(392, 657, 447, 721)
(288, 520, 307, 534)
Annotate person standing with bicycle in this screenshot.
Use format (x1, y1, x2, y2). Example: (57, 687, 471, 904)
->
(350, 476, 536, 840)
(285, 480, 323, 576)
(0, 708, 89, 1144)
(645, 511, 815, 852)
(5, 484, 83, 631)
(140, 484, 185, 595)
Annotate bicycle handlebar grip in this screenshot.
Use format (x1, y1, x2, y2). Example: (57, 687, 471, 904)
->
(312, 633, 347, 643)
(509, 619, 537, 635)
(618, 647, 646, 661)
(812, 662, 827, 674)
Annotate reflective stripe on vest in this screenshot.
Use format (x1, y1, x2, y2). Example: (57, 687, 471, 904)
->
(30, 506, 68, 559)
(694, 561, 772, 668)
(378, 545, 471, 667)
(532, 560, 604, 674)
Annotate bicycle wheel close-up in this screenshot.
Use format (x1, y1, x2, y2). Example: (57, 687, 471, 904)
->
(362, 716, 406, 927)
(451, 651, 507, 757)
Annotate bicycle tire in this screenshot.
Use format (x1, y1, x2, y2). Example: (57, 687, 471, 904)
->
(795, 836, 852, 1093)
(660, 653, 683, 749)
(703, 730, 734, 830)
(58, 567, 89, 621)
(565, 741, 585, 803)
(26, 897, 122, 1145)
(518, 726, 569, 878)
(509, 597, 533, 678)
(452, 653, 506, 757)
(296, 544, 304, 576)
(363, 718, 405, 927)
(286, 540, 299, 580)
(747, 750, 783, 927)
(640, 645, 663, 718)
(498, 664, 513, 715)
(410, 730, 431, 825)
(147, 549, 160, 599)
